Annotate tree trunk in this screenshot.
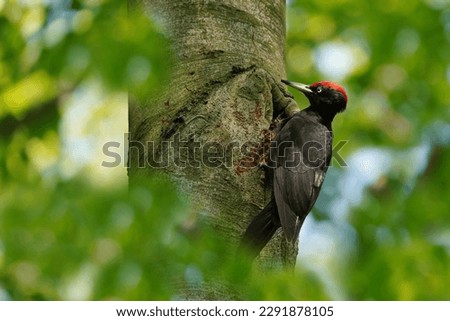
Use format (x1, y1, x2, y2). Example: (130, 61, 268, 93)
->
(129, 0, 298, 299)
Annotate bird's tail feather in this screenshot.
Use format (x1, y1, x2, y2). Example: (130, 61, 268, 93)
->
(238, 200, 280, 260)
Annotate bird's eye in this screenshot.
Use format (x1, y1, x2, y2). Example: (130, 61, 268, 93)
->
(316, 87, 323, 93)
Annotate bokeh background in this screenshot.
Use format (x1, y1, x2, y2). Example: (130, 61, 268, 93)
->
(0, 0, 449, 300)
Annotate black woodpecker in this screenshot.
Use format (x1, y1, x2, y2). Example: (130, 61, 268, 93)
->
(239, 80, 348, 259)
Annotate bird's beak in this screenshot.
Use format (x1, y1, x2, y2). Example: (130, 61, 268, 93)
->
(281, 80, 313, 95)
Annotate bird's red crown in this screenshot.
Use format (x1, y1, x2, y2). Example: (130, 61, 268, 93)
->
(311, 81, 348, 103)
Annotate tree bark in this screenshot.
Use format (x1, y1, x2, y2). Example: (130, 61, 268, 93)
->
(129, 0, 298, 299)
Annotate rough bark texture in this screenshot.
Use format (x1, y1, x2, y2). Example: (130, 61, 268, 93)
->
(129, 0, 298, 299)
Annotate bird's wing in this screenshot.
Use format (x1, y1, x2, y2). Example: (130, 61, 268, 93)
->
(273, 165, 325, 244)
(271, 113, 330, 244)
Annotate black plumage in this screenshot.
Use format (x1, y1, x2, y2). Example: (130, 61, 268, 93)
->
(239, 80, 348, 259)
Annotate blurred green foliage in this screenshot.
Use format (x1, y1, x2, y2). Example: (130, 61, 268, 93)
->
(286, 0, 450, 300)
(0, 174, 328, 300)
(0, 0, 449, 300)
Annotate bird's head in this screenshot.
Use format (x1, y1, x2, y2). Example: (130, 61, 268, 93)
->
(282, 80, 348, 114)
